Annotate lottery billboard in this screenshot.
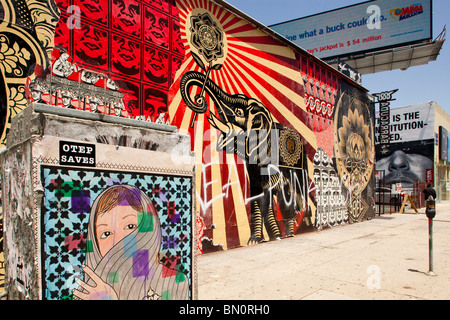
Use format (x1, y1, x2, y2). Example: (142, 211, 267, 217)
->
(270, 0, 432, 59)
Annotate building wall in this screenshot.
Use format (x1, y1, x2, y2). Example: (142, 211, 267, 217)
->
(170, 0, 375, 251)
(433, 102, 450, 200)
(1, 0, 376, 292)
(375, 101, 450, 201)
(1, 107, 196, 300)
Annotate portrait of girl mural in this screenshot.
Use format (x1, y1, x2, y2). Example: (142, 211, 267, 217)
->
(72, 185, 189, 300)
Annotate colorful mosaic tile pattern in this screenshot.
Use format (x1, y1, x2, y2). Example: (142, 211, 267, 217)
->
(41, 166, 192, 300)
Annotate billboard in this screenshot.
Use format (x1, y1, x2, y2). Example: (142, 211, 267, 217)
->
(375, 102, 435, 144)
(270, 0, 432, 59)
(375, 103, 435, 189)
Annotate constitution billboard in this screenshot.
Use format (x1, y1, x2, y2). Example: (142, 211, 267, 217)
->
(270, 0, 432, 59)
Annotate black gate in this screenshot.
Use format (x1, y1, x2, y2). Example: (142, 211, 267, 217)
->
(375, 170, 402, 215)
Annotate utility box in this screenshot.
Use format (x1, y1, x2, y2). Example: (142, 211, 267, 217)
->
(1, 104, 196, 300)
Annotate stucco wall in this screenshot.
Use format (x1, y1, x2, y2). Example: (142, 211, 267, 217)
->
(1, 106, 196, 300)
(433, 102, 450, 200)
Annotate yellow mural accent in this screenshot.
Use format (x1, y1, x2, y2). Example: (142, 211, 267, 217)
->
(0, 0, 59, 294)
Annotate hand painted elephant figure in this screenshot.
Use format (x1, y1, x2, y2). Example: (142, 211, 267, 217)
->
(180, 71, 310, 244)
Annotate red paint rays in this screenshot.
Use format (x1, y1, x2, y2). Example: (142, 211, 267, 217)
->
(169, 0, 317, 250)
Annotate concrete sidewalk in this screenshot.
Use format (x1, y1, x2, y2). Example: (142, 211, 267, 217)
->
(1, 202, 448, 301)
(197, 202, 450, 300)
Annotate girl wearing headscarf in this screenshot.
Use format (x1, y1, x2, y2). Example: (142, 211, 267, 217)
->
(73, 185, 189, 300)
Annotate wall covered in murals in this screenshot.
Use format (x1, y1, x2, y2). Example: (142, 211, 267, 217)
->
(169, 0, 375, 251)
(0, 0, 375, 295)
(40, 168, 193, 300)
(1, 110, 195, 300)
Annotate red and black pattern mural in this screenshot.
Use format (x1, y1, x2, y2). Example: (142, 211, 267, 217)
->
(300, 54, 340, 157)
(27, 0, 185, 121)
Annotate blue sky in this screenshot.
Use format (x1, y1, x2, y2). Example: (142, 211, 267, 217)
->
(225, 0, 449, 113)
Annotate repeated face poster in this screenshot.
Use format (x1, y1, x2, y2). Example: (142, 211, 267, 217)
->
(23, 0, 186, 122)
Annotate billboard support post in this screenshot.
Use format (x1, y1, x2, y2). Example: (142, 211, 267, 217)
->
(372, 89, 399, 156)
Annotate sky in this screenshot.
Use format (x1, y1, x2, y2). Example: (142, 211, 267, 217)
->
(225, 0, 449, 114)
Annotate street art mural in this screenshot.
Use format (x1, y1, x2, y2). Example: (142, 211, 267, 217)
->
(334, 86, 375, 223)
(1, 0, 375, 294)
(179, 30, 310, 243)
(1, 132, 194, 299)
(1, 0, 186, 130)
(25, 0, 185, 122)
(0, 0, 54, 290)
(0, 0, 186, 291)
(41, 167, 192, 300)
(169, 0, 375, 251)
(170, 2, 316, 250)
(313, 148, 348, 230)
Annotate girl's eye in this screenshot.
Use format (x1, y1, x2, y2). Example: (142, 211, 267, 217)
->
(125, 224, 137, 231)
(100, 231, 112, 239)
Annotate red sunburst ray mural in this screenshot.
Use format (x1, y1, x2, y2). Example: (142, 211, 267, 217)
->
(169, 0, 317, 250)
